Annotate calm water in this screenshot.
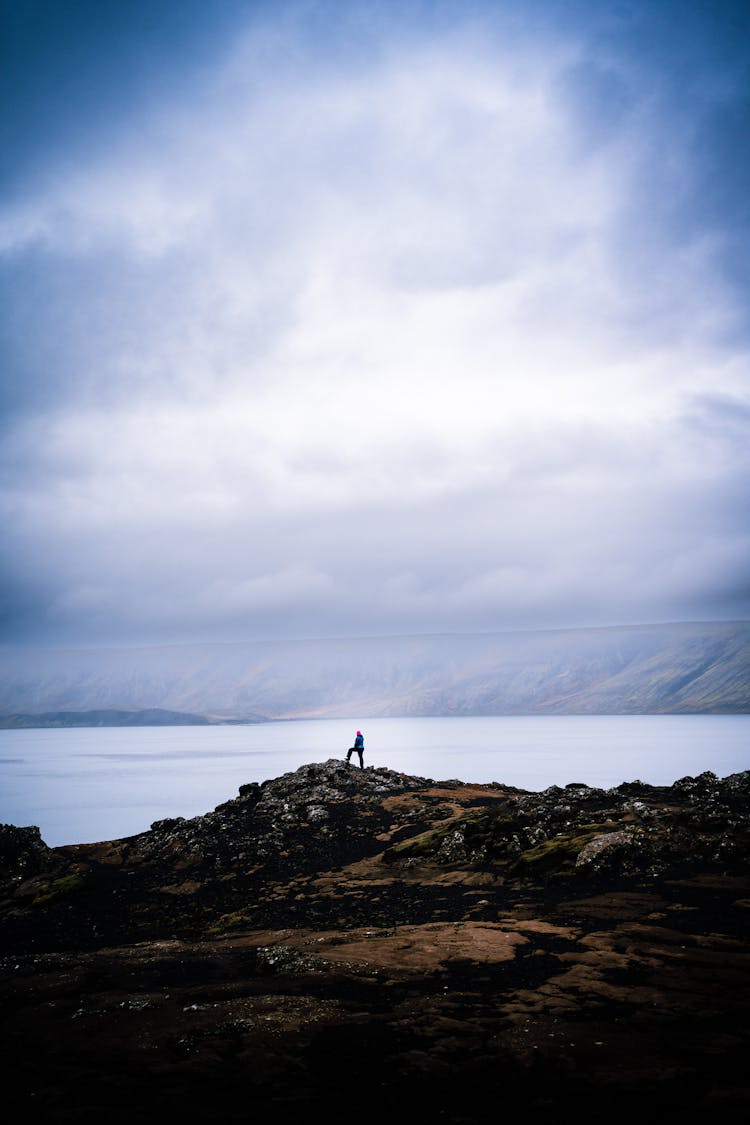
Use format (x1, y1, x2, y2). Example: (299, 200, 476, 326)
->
(0, 715, 748, 847)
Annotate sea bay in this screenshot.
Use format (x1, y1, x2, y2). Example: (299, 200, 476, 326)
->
(1, 714, 748, 847)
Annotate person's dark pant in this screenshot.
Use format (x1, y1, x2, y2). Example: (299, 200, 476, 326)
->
(346, 748, 364, 768)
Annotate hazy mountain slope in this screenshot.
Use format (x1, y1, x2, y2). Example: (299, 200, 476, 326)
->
(0, 622, 748, 719)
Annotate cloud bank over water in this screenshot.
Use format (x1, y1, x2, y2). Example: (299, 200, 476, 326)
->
(2, 1, 749, 644)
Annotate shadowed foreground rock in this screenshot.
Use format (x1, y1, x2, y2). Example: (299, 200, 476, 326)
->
(1, 760, 749, 1123)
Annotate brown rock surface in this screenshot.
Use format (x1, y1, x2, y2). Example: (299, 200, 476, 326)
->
(1, 760, 749, 1123)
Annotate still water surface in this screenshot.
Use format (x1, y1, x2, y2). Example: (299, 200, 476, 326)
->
(0, 715, 748, 846)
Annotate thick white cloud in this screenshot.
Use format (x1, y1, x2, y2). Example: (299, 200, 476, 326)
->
(1, 9, 749, 642)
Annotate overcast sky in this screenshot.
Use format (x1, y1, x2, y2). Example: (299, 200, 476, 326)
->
(1, 0, 749, 647)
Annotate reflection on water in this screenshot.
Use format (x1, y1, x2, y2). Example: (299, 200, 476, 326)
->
(0, 715, 748, 847)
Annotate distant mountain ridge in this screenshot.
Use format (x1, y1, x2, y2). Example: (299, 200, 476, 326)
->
(1, 622, 748, 721)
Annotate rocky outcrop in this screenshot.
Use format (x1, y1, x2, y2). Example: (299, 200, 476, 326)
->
(383, 770, 750, 879)
(132, 760, 434, 879)
(0, 823, 56, 878)
(1, 762, 749, 1123)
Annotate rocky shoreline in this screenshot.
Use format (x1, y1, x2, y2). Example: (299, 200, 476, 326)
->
(2, 760, 749, 1122)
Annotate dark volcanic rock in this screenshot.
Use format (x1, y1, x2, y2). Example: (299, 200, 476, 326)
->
(0, 823, 56, 879)
(383, 769, 750, 881)
(1, 761, 749, 1124)
(133, 759, 432, 878)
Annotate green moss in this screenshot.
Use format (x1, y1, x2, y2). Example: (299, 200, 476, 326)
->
(32, 874, 88, 906)
(205, 909, 254, 935)
(383, 811, 620, 877)
(383, 813, 489, 864)
(511, 823, 615, 879)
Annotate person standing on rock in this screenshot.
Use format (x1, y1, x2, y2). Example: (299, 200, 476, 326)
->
(346, 730, 365, 768)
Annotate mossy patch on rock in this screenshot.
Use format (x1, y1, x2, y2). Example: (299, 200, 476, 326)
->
(32, 874, 88, 906)
(382, 812, 491, 865)
(205, 909, 255, 935)
(383, 811, 620, 876)
(511, 824, 618, 879)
